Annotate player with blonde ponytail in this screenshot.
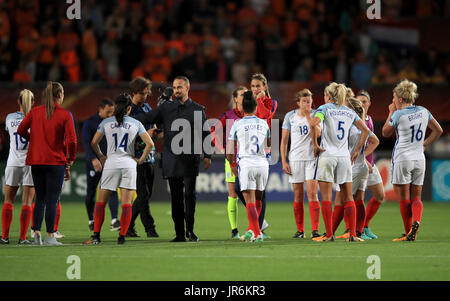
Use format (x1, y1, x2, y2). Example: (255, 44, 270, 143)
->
(309, 83, 371, 242)
(382, 79, 443, 241)
(1, 90, 35, 244)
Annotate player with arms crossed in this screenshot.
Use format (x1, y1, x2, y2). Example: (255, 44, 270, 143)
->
(310, 83, 370, 242)
(84, 94, 153, 245)
(382, 80, 442, 241)
(1, 90, 35, 245)
(280, 89, 322, 239)
(227, 91, 271, 243)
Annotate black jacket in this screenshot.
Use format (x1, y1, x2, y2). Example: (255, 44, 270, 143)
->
(82, 113, 107, 164)
(135, 98, 212, 178)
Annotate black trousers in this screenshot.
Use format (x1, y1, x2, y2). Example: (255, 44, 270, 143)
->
(31, 165, 65, 233)
(234, 176, 266, 229)
(85, 163, 119, 221)
(168, 176, 197, 237)
(129, 162, 156, 232)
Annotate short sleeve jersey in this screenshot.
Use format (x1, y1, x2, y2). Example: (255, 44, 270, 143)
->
(228, 116, 270, 167)
(315, 103, 360, 157)
(348, 124, 373, 170)
(282, 109, 316, 161)
(5, 112, 28, 167)
(389, 106, 433, 163)
(97, 115, 146, 169)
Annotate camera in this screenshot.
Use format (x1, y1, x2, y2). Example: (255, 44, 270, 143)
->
(157, 86, 174, 107)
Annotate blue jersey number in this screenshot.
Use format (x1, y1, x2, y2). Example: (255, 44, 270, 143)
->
(299, 125, 309, 135)
(112, 133, 129, 151)
(337, 121, 345, 140)
(13, 132, 28, 150)
(250, 135, 259, 154)
(410, 124, 423, 143)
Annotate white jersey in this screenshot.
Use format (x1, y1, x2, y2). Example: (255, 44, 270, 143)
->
(5, 112, 28, 167)
(97, 115, 146, 169)
(228, 116, 270, 168)
(348, 125, 373, 170)
(282, 109, 316, 161)
(389, 106, 432, 163)
(315, 103, 360, 157)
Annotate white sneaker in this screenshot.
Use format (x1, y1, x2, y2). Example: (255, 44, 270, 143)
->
(30, 229, 35, 239)
(54, 231, 65, 239)
(44, 236, 62, 246)
(261, 220, 269, 231)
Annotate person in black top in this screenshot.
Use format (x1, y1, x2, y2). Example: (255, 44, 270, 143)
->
(135, 76, 212, 242)
(126, 77, 160, 238)
(82, 98, 120, 231)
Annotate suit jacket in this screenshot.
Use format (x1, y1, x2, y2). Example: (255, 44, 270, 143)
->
(135, 98, 211, 178)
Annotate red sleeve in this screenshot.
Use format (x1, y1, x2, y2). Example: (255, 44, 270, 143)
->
(210, 113, 227, 153)
(256, 96, 277, 127)
(17, 111, 32, 140)
(65, 112, 77, 162)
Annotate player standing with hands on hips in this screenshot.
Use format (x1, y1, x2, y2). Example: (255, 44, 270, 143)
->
(382, 79, 442, 241)
(17, 82, 77, 246)
(83, 94, 153, 245)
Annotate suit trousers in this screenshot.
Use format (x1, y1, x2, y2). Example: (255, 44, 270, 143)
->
(168, 176, 197, 237)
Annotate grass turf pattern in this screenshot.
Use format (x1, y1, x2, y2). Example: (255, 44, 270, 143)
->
(1, 201, 449, 281)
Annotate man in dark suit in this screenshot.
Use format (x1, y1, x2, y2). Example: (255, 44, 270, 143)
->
(135, 76, 212, 242)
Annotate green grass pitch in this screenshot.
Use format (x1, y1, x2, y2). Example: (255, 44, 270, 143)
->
(1, 201, 449, 281)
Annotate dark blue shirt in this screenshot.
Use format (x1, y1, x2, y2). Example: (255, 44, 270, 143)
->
(82, 113, 107, 163)
(130, 102, 155, 163)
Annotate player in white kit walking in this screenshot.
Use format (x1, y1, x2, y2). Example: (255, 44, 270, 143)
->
(1, 90, 35, 245)
(310, 83, 371, 242)
(84, 94, 154, 245)
(382, 80, 442, 241)
(227, 91, 270, 243)
(281, 89, 322, 239)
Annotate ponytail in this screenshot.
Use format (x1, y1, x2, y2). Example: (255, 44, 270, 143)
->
(114, 93, 132, 126)
(19, 89, 34, 116)
(347, 97, 366, 121)
(42, 81, 63, 119)
(325, 82, 347, 106)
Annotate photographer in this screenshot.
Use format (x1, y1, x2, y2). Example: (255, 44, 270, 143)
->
(126, 77, 160, 238)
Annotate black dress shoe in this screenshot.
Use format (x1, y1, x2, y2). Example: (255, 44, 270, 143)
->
(170, 236, 186, 242)
(147, 228, 159, 238)
(126, 228, 140, 237)
(186, 232, 199, 242)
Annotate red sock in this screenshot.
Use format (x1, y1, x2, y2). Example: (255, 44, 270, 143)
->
(321, 201, 333, 237)
(19, 205, 32, 240)
(308, 201, 320, 232)
(93, 202, 106, 233)
(344, 201, 357, 237)
(354, 200, 366, 233)
(246, 203, 261, 237)
(411, 198, 423, 224)
(332, 204, 344, 234)
(53, 202, 61, 232)
(31, 202, 35, 229)
(2, 203, 13, 239)
(364, 198, 381, 228)
(293, 202, 304, 232)
(120, 204, 132, 236)
(256, 199, 262, 217)
(399, 200, 412, 234)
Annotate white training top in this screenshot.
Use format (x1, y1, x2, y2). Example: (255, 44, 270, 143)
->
(97, 115, 146, 169)
(389, 105, 433, 163)
(282, 109, 316, 161)
(348, 124, 373, 170)
(315, 103, 361, 157)
(228, 116, 270, 168)
(5, 112, 28, 167)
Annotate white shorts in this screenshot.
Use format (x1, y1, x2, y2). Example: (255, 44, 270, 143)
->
(352, 167, 369, 195)
(367, 164, 383, 186)
(100, 168, 137, 191)
(289, 160, 316, 183)
(4, 166, 34, 187)
(315, 156, 352, 185)
(392, 160, 425, 186)
(238, 166, 268, 191)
